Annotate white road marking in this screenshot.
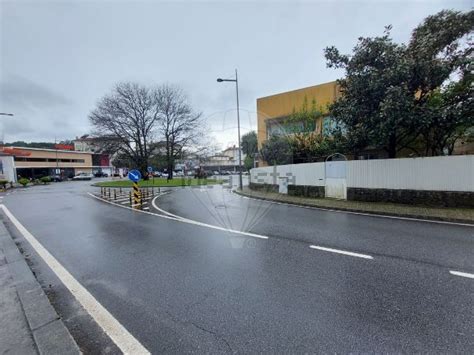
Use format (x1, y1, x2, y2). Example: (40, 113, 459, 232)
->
(0, 205, 150, 354)
(151, 196, 184, 219)
(309, 245, 373, 260)
(112, 197, 130, 202)
(143, 207, 149, 210)
(121, 201, 131, 205)
(89, 193, 268, 240)
(449, 270, 474, 279)
(232, 190, 474, 228)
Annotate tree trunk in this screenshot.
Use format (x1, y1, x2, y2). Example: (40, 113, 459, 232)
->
(387, 134, 397, 158)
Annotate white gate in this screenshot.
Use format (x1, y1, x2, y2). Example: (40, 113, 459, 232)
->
(325, 155, 347, 199)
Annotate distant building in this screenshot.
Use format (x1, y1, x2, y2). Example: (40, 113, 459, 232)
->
(73, 135, 118, 175)
(202, 146, 246, 172)
(4, 146, 93, 179)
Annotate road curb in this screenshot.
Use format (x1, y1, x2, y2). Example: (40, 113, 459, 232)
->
(0, 213, 81, 354)
(233, 189, 474, 226)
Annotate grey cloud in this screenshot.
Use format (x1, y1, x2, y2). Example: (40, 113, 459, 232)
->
(0, 74, 72, 112)
(1, 0, 470, 144)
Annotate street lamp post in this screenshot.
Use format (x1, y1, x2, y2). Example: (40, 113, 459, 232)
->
(217, 69, 243, 190)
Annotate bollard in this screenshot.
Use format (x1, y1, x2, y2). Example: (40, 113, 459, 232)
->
(108, 188, 111, 198)
(129, 191, 132, 205)
(152, 187, 154, 196)
(114, 189, 117, 200)
(119, 187, 122, 194)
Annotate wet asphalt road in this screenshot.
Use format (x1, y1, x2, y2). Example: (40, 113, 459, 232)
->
(1, 181, 474, 353)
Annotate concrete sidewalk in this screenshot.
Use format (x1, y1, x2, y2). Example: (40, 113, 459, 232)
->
(0, 215, 80, 354)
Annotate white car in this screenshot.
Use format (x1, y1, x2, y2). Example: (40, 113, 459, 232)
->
(72, 172, 93, 181)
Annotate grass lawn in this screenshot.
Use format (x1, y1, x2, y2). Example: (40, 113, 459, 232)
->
(94, 177, 224, 188)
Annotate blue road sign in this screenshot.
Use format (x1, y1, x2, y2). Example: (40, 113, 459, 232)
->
(128, 169, 142, 182)
(147, 166, 153, 173)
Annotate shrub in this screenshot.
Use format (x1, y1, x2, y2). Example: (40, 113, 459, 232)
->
(40, 176, 51, 184)
(18, 178, 29, 187)
(0, 180, 8, 189)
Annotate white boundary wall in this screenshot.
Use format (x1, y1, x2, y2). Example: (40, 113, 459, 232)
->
(251, 162, 325, 187)
(346, 155, 474, 191)
(251, 155, 474, 192)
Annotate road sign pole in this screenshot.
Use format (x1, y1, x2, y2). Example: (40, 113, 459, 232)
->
(133, 182, 140, 208)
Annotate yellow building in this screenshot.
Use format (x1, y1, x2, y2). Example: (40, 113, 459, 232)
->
(257, 81, 340, 153)
(256, 81, 473, 164)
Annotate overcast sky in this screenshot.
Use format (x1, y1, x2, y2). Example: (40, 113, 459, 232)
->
(0, 0, 471, 150)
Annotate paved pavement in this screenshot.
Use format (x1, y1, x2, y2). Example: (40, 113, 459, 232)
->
(1, 181, 473, 353)
(0, 209, 79, 354)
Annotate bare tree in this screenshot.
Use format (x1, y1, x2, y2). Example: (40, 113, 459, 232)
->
(155, 85, 202, 179)
(89, 82, 160, 175)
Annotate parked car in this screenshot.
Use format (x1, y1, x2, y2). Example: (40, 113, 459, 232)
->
(152, 171, 161, 177)
(49, 175, 64, 182)
(94, 171, 109, 178)
(72, 172, 93, 181)
(175, 171, 184, 177)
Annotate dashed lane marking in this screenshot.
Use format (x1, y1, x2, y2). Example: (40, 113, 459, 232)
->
(449, 270, 474, 279)
(0, 205, 150, 354)
(309, 245, 374, 260)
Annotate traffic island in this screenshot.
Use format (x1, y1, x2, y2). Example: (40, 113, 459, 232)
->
(0, 214, 80, 354)
(235, 187, 474, 224)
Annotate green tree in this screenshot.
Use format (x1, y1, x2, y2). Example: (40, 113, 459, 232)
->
(243, 155, 254, 171)
(260, 136, 293, 165)
(241, 131, 258, 156)
(324, 10, 474, 158)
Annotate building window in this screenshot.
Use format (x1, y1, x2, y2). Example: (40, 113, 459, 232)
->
(322, 116, 338, 136)
(267, 119, 316, 138)
(14, 157, 85, 163)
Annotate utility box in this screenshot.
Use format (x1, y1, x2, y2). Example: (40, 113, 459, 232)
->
(278, 177, 288, 194)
